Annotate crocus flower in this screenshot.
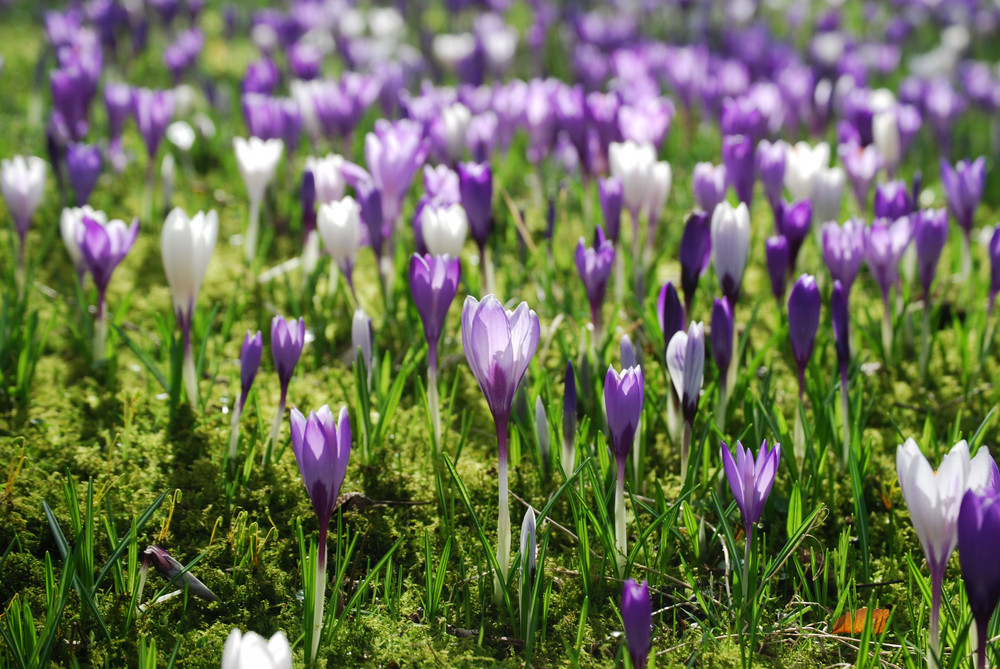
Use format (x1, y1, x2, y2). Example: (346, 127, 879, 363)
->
(787, 274, 820, 395)
(756, 139, 786, 213)
(667, 322, 705, 478)
(605, 363, 644, 572)
(811, 166, 845, 228)
(821, 218, 865, 298)
(234, 136, 284, 262)
(865, 216, 912, 361)
(692, 162, 727, 215)
(711, 297, 735, 428)
(599, 176, 624, 244)
(421, 203, 468, 257)
(462, 295, 540, 597)
(267, 316, 306, 460)
(778, 199, 812, 272)
(621, 579, 652, 669)
(940, 157, 985, 237)
(765, 236, 789, 301)
(989, 227, 1000, 314)
(839, 142, 879, 209)
(710, 202, 751, 307)
(289, 404, 351, 666)
(657, 282, 686, 355)
(831, 281, 851, 462)
(679, 211, 711, 316)
(317, 196, 362, 297)
(364, 118, 428, 230)
(458, 162, 492, 251)
(162, 208, 217, 407)
(131, 87, 174, 160)
(608, 140, 656, 224)
(784, 141, 829, 202)
(1, 155, 46, 265)
(562, 361, 577, 480)
(721, 439, 780, 541)
(78, 214, 139, 361)
(897, 439, 1000, 666)
(575, 226, 615, 334)
(410, 253, 460, 447)
(306, 154, 346, 205)
(873, 109, 900, 173)
(222, 629, 292, 669)
(958, 489, 1000, 669)
(722, 134, 754, 206)
(229, 330, 264, 461)
(66, 143, 101, 206)
(61, 205, 105, 280)
(914, 208, 948, 300)
(874, 180, 914, 221)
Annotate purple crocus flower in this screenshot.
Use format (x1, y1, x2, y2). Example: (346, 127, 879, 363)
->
(78, 215, 138, 311)
(657, 281, 685, 356)
(940, 157, 985, 238)
(599, 176, 624, 245)
(458, 162, 492, 253)
(722, 134, 755, 206)
(913, 208, 948, 300)
(105, 82, 132, 165)
(272, 316, 305, 400)
(289, 42, 323, 81)
(604, 364, 644, 473)
(721, 439, 780, 540)
(356, 179, 385, 261)
(243, 57, 280, 95)
(575, 226, 615, 332)
(667, 321, 705, 477)
(562, 361, 577, 479)
(990, 227, 1000, 314)
(409, 253, 461, 373)
(777, 199, 812, 272)
(462, 295, 540, 591)
(873, 180, 914, 221)
(239, 330, 263, 413)
(839, 142, 878, 209)
(831, 279, 850, 460)
(864, 216, 912, 304)
(957, 490, 1000, 669)
(66, 143, 101, 206)
(131, 88, 175, 159)
(787, 274, 821, 394)
(679, 211, 711, 315)
(711, 296, 734, 387)
(692, 162, 727, 214)
(756, 139, 786, 213)
(821, 218, 865, 298)
(621, 579, 652, 669)
(765, 236, 789, 301)
(365, 119, 428, 230)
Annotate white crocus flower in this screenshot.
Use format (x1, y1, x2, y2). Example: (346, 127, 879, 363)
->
(873, 110, 900, 173)
(317, 196, 362, 278)
(166, 121, 196, 153)
(234, 136, 284, 262)
(305, 154, 346, 204)
(422, 203, 468, 257)
(433, 33, 477, 71)
(61, 206, 107, 277)
(1, 155, 46, 238)
(710, 201, 751, 304)
(440, 103, 472, 163)
(811, 165, 845, 226)
(221, 629, 292, 669)
(645, 160, 672, 228)
(161, 207, 218, 406)
(784, 141, 830, 202)
(608, 140, 657, 220)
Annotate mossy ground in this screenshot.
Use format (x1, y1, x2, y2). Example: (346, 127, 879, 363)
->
(2, 3, 1000, 668)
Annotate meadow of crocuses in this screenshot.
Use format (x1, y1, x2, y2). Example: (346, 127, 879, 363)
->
(4, 1, 1000, 667)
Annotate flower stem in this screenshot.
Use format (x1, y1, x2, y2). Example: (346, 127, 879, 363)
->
(928, 573, 941, 669)
(882, 291, 894, 366)
(742, 527, 752, 605)
(840, 367, 850, 465)
(614, 244, 625, 306)
(264, 391, 286, 465)
(93, 297, 108, 364)
(245, 197, 261, 264)
(228, 401, 242, 462)
(793, 393, 806, 464)
(310, 526, 328, 667)
(974, 619, 987, 669)
(495, 420, 510, 605)
(427, 362, 440, 455)
(182, 338, 197, 409)
(681, 420, 692, 481)
(615, 461, 627, 576)
(142, 161, 154, 225)
(919, 297, 931, 380)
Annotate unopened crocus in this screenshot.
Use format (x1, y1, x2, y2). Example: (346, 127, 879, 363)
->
(162, 208, 217, 407)
(897, 439, 1000, 669)
(228, 330, 263, 461)
(458, 162, 493, 291)
(221, 629, 292, 669)
(575, 226, 615, 337)
(61, 205, 105, 280)
(364, 118, 428, 232)
(317, 196, 362, 300)
(711, 297, 735, 429)
(66, 143, 101, 206)
(873, 109, 900, 174)
(679, 211, 711, 316)
(874, 180, 914, 221)
(914, 208, 948, 373)
(289, 405, 351, 666)
(608, 140, 656, 231)
(266, 316, 305, 461)
(599, 176, 624, 245)
(421, 203, 468, 257)
(605, 364, 644, 573)
(132, 88, 174, 221)
(692, 162, 726, 215)
(667, 322, 705, 479)
(865, 216, 912, 362)
(721, 439, 780, 599)
(555, 362, 576, 484)
(722, 134, 754, 206)
(989, 227, 1000, 315)
(788, 274, 820, 462)
(765, 236, 789, 301)
(811, 166, 845, 229)
(711, 202, 751, 307)
(1, 155, 46, 270)
(409, 253, 460, 448)
(831, 281, 851, 462)
(78, 215, 139, 362)
(778, 199, 812, 272)
(940, 157, 985, 278)
(462, 295, 540, 600)
(839, 142, 879, 209)
(234, 136, 284, 262)
(756, 139, 786, 213)
(958, 489, 1000, 669)
(784, 141, 829, 202)
(821, 218, 865, 299)
(621, 579, 652, 669)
